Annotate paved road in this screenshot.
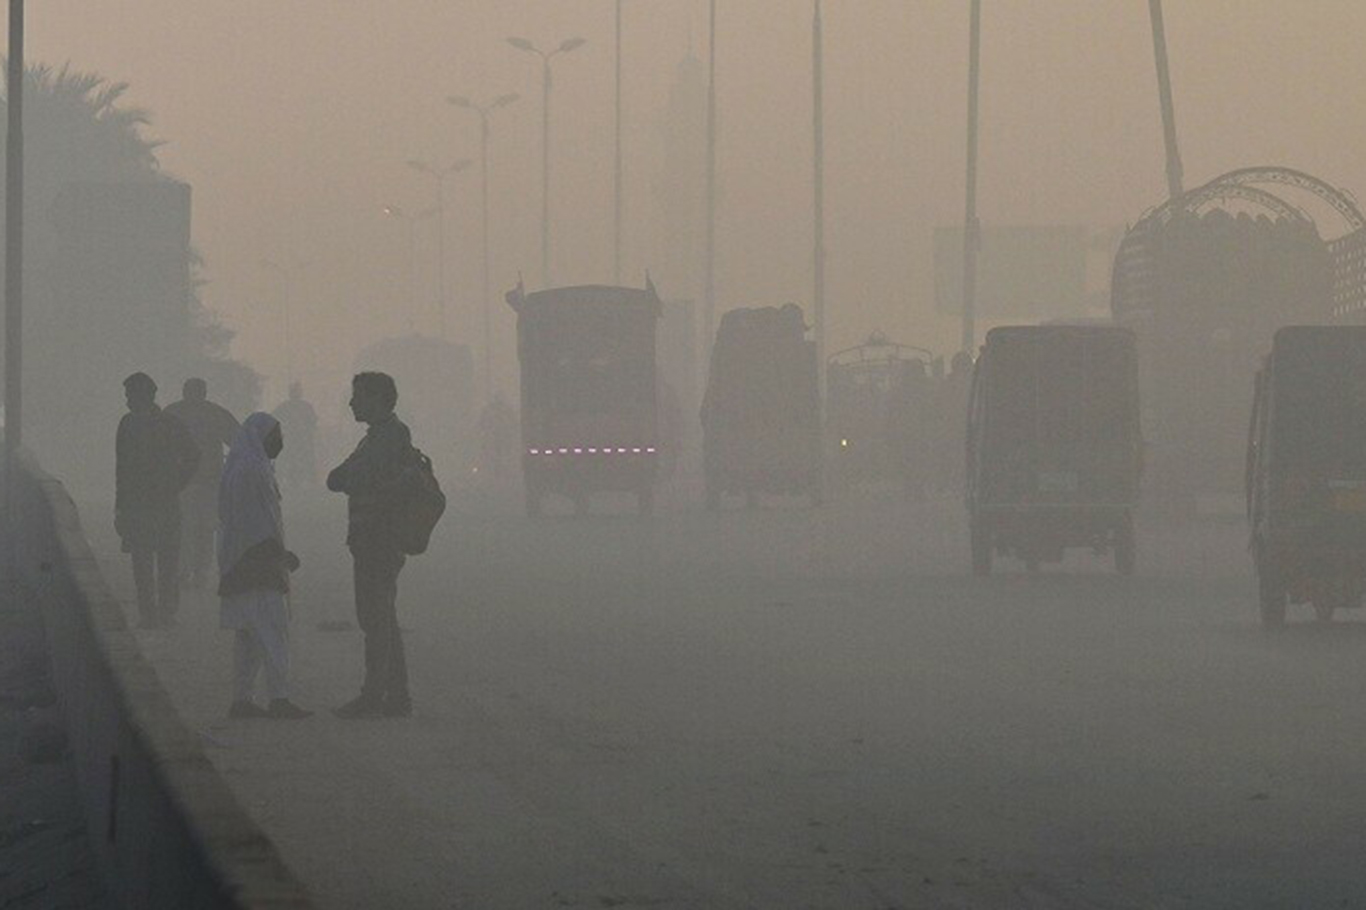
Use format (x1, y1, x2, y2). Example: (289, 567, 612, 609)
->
(88, 487, 1366, 909)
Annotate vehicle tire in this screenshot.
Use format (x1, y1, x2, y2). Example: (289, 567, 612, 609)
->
(1259, 565, 1287, 630)
(1114, 519, 1136, 577)
(970, 519, 992, 577)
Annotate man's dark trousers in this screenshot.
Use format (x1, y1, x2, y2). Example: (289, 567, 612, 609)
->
(352, 545, 408, 706)
(132, 535, 180, 623)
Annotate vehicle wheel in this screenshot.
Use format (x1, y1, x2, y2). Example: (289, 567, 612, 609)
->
(1259, 566, 1287, 630)
(970, 520, 992, 577)
(1114, 519, 1136, 576)
(639, 488, 654, 517)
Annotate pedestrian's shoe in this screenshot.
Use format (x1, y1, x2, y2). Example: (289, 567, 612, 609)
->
(228, 700, 270, 719)
(382, 697, 412, 718)
(333, 694, 385, 719)
(268, 699, 314, 720)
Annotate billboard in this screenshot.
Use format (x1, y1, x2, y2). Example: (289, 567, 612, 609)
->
(934, 225, 1091, 321)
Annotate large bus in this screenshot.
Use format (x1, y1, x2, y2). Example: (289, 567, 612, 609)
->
(507, 282, 662, 516)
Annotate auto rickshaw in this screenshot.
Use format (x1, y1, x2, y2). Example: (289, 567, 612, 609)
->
(967, 325, 1142, 575)
(702, 305, 822, 509)
(1247, 326, 1366, 628)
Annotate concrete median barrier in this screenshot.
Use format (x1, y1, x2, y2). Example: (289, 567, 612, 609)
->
(10, 452, 313, 910)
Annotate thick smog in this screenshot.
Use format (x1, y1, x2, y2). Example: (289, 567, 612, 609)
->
(3, 3, 1366, 909)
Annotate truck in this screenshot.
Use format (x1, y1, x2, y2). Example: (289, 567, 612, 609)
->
(507, 281, 662, 517)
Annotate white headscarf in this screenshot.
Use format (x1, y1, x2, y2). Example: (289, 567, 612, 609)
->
(218, 412, 283, 577)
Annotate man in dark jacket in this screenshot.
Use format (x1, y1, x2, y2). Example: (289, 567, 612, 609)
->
(327, 372, 413, 718)
(116, 373, 199, 627)
(165, 378, 240, 589)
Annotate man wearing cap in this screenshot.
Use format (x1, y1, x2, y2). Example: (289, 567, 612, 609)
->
(115, 373, 200, 627)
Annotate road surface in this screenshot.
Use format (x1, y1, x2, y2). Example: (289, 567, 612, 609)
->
(86, 486, 1366, 909)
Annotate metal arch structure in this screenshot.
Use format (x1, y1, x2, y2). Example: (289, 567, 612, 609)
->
(1199, 166, 1365, 235)
(827, 331, 934, 370)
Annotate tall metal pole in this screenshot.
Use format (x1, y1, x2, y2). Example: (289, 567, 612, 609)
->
(5, 0, 23, 514)
(480, 111, 493, 398)
(960, 0, 981, 355)
(541, 56, 552, 288)
(614, 0, 624, 285)
(703, 0, 717, 361)
(1148, 0, 1184, 200)
(812, 0, 826, 391)
(435, 176, 447, 338)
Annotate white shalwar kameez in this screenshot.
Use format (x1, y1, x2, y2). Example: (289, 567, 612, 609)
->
(219, 413, 292, 703)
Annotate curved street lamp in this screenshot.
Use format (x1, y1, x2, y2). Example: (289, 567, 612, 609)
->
(506, 35, 586, 288)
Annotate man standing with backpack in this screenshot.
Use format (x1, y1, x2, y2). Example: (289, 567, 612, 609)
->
(327, 372, 416, 718)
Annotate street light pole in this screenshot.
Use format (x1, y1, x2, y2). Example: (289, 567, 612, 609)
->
(961, 0, 981, 356)
(408, 158, 472, 340)
(1148, 0, 1185, 201)
(448, 93, 519, 401)
(261, 258, 306, 389)
(812, 0, 826, 394)
(4, 0, 23, 520)
(703, 0, 717, 363)
(508, 36, 586, 290)
(614, 0, 624, 284)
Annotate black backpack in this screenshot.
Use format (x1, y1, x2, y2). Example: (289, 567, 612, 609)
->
(387, 447, 447, 556)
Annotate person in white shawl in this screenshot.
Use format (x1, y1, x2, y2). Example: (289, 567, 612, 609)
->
(218, 412, 311, 719)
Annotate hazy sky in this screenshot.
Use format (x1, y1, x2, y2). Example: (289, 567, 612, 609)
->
(27, 1, 1366, 407)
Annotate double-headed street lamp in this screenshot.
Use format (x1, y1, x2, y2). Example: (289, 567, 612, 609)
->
(406, 158, 471, 340)
(506, 35, 586, 289)
(381, 204, 440, 334)
(448, 92, 519, 400)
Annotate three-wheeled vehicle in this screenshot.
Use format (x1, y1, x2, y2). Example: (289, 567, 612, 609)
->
(1247, 326, 1366, 628)
(702, 305, 822, 509)
(825, 332, 935, 487)
(507, 281, 662, 517)
(967, 325, 1142, 574)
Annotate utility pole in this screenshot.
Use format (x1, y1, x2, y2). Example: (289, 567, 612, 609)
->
(812, 0, 826, 391)
(408, 159, 472, 340)
(703, 0, 717, 362)
(614, 0, 624, 284)
(960, 0, 981, 355)
(1148, 0, 1184, 200)
(4, 0, 23, 523)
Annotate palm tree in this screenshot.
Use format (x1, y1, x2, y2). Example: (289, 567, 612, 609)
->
(0, 64, 258, 494)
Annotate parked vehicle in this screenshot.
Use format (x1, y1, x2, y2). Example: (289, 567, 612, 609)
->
(967, 325, 1142, 574)
(1247, 326, 1366, 628)
(507, 281, 662, 516)
(701, 305, 822, 509)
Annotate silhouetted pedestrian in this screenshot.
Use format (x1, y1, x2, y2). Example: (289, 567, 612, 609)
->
(218, 413, 310, 720)
(115, 373, 199, 628)
(165, 378, 240, 589)
(273, 381, 319, 490)
(327, 372, 413, 718)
